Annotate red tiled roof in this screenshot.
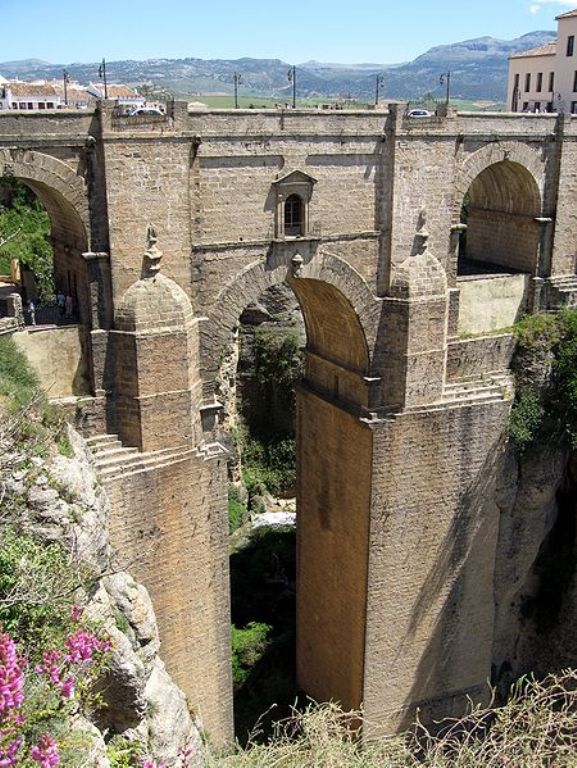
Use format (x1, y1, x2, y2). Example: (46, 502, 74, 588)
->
(7, 82, 58, 97)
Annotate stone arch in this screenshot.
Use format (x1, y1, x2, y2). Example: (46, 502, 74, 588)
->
(207, 250, 379, 723)
(201, 250, 379, 397)
(455, 149, 543, 275)
(454, 141, 545, 220)
(0, 148, 92, 322)
(0, 148, 90, 247)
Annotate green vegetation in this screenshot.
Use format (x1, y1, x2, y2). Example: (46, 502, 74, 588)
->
(230, 527, 297, 744)
(0, 335, 40, 409)
(0, 529, 85, 659)
(237, 329, 302, 499)
(231, 622, 272, 688)
(0, 177, 54, 300)
(228, 485, 249, 533)
(508, 309, 577, 452)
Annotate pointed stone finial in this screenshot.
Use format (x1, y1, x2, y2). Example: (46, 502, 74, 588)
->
(144, 224, 162, 277)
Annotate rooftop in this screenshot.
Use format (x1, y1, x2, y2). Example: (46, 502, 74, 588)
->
(509, 41, 557, 59)
(6, 82, 58, 97)
(556, 8, 577, 19)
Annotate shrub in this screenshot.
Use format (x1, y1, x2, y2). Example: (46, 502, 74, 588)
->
(509, 308, 577, 452)
(231, 622, 272, 688)
(229, 486, 248, 533)
(207, 669, 577, 767)
(0, 336, 40, 410)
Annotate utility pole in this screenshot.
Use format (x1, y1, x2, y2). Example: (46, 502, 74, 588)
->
(287, 65, 296, 108)
(233, 72, 242, 109)
(375, 73, 384, 106)
(98, 58, 108, 99)
(440, 70, 451, 106)
(63, 69, 70, 107)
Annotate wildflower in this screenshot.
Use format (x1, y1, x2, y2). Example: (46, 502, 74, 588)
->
(0, 737, 22, 767)
(64, 630, 109, 664)
(59, 675, 75, 699)
(69, 606, 83, 623)
(30, 734, 59, 767)
(0, 635, 25, 716)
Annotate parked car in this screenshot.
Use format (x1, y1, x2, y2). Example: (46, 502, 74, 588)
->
(128, 107, 164, 116)
(406, 109, 432, 118)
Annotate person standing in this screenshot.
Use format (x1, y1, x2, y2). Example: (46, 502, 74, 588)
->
(65, 293, 73, 319)
(56, 290, 65, 316)
(26, 299, 36, 326)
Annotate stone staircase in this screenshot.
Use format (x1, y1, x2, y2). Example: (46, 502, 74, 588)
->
(406, 373, 513, 414)
(85, 434, 191, 484)
(547, 275, 577, 307)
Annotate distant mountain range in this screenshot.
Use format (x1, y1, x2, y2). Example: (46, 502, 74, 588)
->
(0, 31, 557, 103)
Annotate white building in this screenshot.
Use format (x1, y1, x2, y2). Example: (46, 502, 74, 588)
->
(86, 83, 145, 111)
(508, 8, 577, 113)
(0, 81, 61, 111)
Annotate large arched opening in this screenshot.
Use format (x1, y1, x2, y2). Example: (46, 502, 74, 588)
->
(0, 164, 92, 397)
(208, 257, 375, 741)
(455, 160, 541, 334)
(458, 160, 541, 276)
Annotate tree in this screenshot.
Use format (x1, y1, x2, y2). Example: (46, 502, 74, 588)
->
(0, 178, 54, 300)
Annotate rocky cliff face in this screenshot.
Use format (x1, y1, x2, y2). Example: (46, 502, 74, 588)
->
(493, 441, 577, 695)
(1, 424, 203, 767)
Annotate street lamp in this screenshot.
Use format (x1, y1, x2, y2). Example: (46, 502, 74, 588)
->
(375, 73, 384, 106)
(98, 58, 108, 99)
(63, 69, 70, 107)
(233, 72, 242, 109)
(287, 65, 296, 108)
(440, 70, 451, 106)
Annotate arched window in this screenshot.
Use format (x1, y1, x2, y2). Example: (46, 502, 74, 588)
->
(284, 194, 304, 236)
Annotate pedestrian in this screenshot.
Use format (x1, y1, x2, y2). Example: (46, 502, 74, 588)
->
(56, 290, 65, 316)
(65, 293, 73, 319)
(27, 299, 36, 326)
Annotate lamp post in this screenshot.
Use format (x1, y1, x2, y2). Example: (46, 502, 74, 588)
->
(98, 58, 108, 99)
(63, 69, 70, 107)
(287, 65, 296, 108)
(440, 70, 451, 106)
(375, 73, 384, 106)
(233, 72, 242, 109)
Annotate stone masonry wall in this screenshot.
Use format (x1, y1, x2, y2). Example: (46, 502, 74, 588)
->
(296, 386, 372, 711)
(104, 453, 233, 744)
(363, 399, 511, 735)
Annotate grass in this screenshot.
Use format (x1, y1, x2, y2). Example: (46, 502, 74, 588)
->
(207, 669, 577, 767)
(0, 335, 40, 409)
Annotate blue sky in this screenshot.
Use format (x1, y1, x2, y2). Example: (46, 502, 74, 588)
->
(0, 0, 573, 65)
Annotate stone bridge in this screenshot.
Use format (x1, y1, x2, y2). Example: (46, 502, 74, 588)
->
(2, 102, 577, 742)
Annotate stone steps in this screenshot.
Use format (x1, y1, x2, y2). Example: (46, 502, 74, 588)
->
(405, 374, 512, 414)
(85, 433, 191, 484)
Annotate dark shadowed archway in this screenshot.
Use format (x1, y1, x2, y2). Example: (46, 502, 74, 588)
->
(459, 160, 542, 276)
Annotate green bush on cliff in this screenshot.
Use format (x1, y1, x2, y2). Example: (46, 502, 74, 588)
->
(0, 335, 40, 409)
(509, 308, 577, 452)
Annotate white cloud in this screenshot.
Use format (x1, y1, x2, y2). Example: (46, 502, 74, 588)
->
(529, 0, 576, 15)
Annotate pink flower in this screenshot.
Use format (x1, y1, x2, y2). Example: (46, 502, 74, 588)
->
(0, 737, 22, 767)
(142, 761, 165, 768)
(64, 630, 109, 664)
(59, 676, 75, 699)
(69, 606, 83, 623)
(30, 734, 59, 767)
(0, 635, 25, 717)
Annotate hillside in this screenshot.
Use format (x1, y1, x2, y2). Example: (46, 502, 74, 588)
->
(0, 30, 556, 104)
